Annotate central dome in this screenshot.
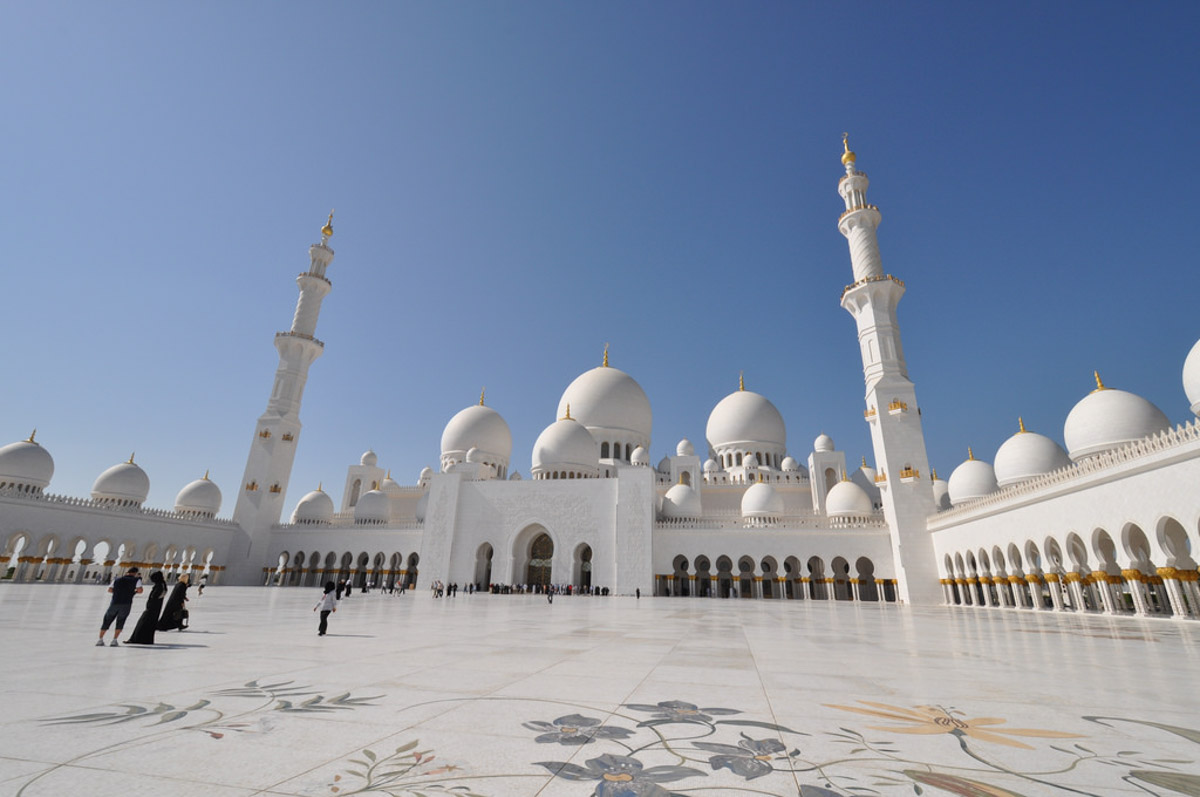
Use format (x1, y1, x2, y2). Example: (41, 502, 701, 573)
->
(557, 365, 652, 444)
(706, 389, 786, 453)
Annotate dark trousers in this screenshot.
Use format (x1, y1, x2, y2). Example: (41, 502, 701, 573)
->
(318, 610, 331, 635)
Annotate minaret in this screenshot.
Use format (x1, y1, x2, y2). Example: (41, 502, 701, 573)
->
(836, 137, 940, 605)
(231, 213, 336, 580)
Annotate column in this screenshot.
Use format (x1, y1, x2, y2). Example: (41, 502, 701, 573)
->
(1091, 571, 1117, 614)
(824, 578, 835, 600)
(1157, 568, 1193, 619)
(710, 575, 719, 598)
(689, 574, 697, 597)
(1025, 574, 1044, 610)
(1181, 571, 1200, 615)
(978, 577, 993, 607)
(1122, 569, 1151, 616)
(1044, 574, 1065, 611)
(1064, 573, 1086, 611)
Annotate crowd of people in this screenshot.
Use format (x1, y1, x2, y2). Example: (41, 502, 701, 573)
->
(95, 567, 194, 646)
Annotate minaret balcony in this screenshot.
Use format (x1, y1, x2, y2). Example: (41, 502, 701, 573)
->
(837, 203, 880, 223)
(841, 273, 906, 301)
(864, 406, 877, 423)
(899, 467, 920, 483)
(275, 331, 325, 348)
(874, 471, 888, 483)
(298, 271, 332, 287)
(887, 400, 909, 415)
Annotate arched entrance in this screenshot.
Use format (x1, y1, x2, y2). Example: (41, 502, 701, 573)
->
(574, 544, 593, 590)
(527, 533, 553, 586)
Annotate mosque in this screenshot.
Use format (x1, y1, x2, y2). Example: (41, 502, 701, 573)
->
(3, 140, 1200, 620)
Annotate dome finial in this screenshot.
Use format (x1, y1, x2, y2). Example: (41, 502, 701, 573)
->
(321, 209, 334, 239)
(386, 469, 392, 479)
(931, 467, 939, 480)
(841, 132, 856, 166)
(479, 387, 486, 406)
(861, 455, 867, 467)
(841, 468, 849, 482)
(1018, 417, 1027, 433)
(317, 481, 323, 492)
(563, 403, 572, 421)
(603, 342, 609, 368)
(739, 370, 745, 391)
(128, 452, 136, 465)
(1093, 370, 1106, 392)
(203, 469, 210, 480)
(26, 428, 36, 443)
(967, 447, 974, 461)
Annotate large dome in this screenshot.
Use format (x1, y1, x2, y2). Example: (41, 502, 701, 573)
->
(1063, 377, 1171, 460)
(292, 487, 334, 524)
(662, 482, 701, 519)
(826, 479, 872, 516)
(0, 434, 54, 492)
(947, 452, 998, 506)
(441, 403, 513, 463)
(706, 389, 786, 453)
(742, 480, 784, 518)
(557, 364, 652, 443)
(532, 417, 599, 476)
(354, 488, 390, 524)
(993, 420, 1071, 487)
(92, 457, 150, 506)
(1184, 338, 1200, 416)
(174, 474, 222, 517)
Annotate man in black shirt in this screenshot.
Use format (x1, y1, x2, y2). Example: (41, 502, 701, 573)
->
(97, 567, 143, 647)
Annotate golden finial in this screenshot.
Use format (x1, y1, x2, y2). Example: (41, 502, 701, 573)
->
(861, 455, 867, 468)
(739, 371, 745, 391)
(1018, 417, 1027, 433)
(563, 403, 572, 421)
(603, 343, 609, 367)
(203, 469, 210, 480)
(967, 447, 974, 461)
(931, 468, 939, 480)
(386, 469, 392, 480)
(317, 482, 324, 492)
(841, 469, 850, 482)
(841, 132, 857, 165)
(321, 210, 334, 239)
(26, 429, 36, 443)
(479, 387, 486, 406)
(1093, 370, 1106, 391)
(128, 452, 136, 465)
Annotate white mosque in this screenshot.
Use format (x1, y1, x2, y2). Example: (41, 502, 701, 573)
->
(3, 141, 1200, 620)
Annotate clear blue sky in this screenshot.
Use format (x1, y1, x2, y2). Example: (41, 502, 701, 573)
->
(5, 1, 1200, 513)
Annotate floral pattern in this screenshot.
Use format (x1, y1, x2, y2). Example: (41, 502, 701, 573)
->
(536, 753, 705, 797)
(694, 736, 787, 779)
(524, 713, 636, 745)
(824, 700, 1083, 750)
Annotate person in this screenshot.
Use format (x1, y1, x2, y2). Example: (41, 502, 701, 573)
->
(636, 588, 640, 600)
(314, 581, 337, 636)
(197, 572, 208, 596)
(125, 571, 167, 645)
(97, 567, 143, 646)
(157, 574, 190, 631)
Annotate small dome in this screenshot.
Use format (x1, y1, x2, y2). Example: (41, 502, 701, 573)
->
(826, 479, 873, 516)
(354, 488, 390, 524)
(91, 457, 150, 506)
(743, 453, 759, 469)
(174, 474, 222, 517)
(1063, 377, 1171, 460)
(703, 458, 719, 472)
(947, 452, 998, 505)
(676, 438, 695, 457)
(780, 456, 799, 472)
(465, 446, 482, 463)
(662, 482, 701, 519)
(532, 417, 598, 475)
(558, 364, 652, 443)
(441, 404, 513, 463)
(0, 434, 54, 492)
(1184, 339, 1200, 416)
(508, 471, 523, 481)
(706, 389, 787, 453)
(414, 491, 429, 521)
(931, 472, 951, 511)
(993, 421, 1071, 487)
(657, 456, 671, 473)
(418, 466, 433, 486)
(630, 446, 650, 466)
(361, 449, 378, 467)
(814, 433, 834, 453)
(380, 473, 403, 497)
(292, 487, 334, 524)
(741, 480, 784, 518)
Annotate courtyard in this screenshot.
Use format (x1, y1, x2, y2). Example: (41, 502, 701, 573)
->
(1, 584, 1197, 796)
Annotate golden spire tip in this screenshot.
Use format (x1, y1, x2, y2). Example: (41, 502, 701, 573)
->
(321, 209, 334, 239)
(967, 447, 974, 461)
(318, 481, 323, 492)
(27, 428, 36, 443)
(479, 387, 486, 406)
(861, 455, 867, 467)
(203, 469, 210, 480)
(841, 132, 856, 165)
(602, 343, 609, 368)
(1093, 370, 1106, 391)
(563, 403, 572, 421)
(739, 371, 745, 391)
(128, 452, 136, 465)
(1018, 417, 1027, 433)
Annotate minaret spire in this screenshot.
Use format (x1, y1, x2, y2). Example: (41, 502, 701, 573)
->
(836, 141, 938, 606)
(232, 213, 337, 582)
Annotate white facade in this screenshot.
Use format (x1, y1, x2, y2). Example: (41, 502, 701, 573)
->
(4, 146, 1200, 620)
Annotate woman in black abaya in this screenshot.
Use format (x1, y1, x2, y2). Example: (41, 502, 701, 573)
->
(126, 571, 167, 644)
(157, 574, 190, 631)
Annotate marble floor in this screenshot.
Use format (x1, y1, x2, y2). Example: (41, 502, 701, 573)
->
(1, 585, 1198, 797)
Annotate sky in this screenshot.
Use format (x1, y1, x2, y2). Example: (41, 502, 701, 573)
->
(4, 1, 1200, 514)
